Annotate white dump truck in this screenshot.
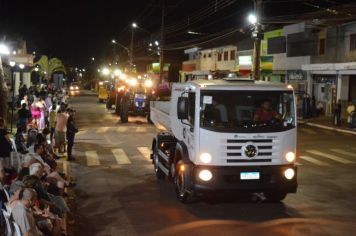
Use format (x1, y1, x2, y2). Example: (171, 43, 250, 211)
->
(150, 79, 297, 203)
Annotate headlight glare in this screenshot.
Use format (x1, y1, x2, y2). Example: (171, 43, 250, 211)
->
(285, 152, 295, 162)
(198, 170, 212, 181)
(200, 153, 212, 163)
(284, 168, 295, 180)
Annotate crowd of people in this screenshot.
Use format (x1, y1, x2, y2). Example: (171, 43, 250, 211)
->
(1, 83, 78, 236)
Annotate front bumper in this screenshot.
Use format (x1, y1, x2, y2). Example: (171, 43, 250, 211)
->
(190, 164, 297, 193)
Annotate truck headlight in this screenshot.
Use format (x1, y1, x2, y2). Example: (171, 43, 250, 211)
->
(200, 153, 212, 163)
(284, 168, 295, 180)
(70, 86, 74, 90)
(285, 152, 295, 163)
(198, 170, 212, 181)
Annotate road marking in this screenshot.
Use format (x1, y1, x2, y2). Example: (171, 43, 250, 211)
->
(112, 149, 131, 164)
(137, 147, 151, 160)
(78, 129, 87, 135)
(136, 127, 146, 132)
(330, 149, 356, 157)
(96, 127, 109, 134)
(116, 127, 127, 132)
(301, 129, 317, 135)
(299, 155, 330, 166)
(306, 150, 354, 164)
(85, 151, 100, 166)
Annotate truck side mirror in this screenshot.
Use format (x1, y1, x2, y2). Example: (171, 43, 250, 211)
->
(177, 97, 189, 120)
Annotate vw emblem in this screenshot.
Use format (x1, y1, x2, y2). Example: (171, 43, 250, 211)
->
(244, 145, 258, 158)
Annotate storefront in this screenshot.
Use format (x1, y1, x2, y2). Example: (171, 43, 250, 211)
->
(302, 62, 356, 117)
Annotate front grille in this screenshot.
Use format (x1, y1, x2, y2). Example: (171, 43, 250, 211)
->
(224, 138, 278, 163)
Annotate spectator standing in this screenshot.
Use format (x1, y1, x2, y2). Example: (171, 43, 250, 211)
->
(0, 118, 12, 169)
(333, 99, 342, 126)
(55, 109, 68, 154)
(66, 109, 78, 161)
(11, 188, 41, 236)
(21, 95, 29, 107)
(17, 103, 32, 132)
(346, 101, 355, 129)
(49, 104, 57, 144)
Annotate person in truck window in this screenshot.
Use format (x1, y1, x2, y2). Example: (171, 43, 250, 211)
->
(254, 99, 280, 122)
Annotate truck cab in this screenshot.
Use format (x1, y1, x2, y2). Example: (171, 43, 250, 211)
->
(150, 79, 297, 203)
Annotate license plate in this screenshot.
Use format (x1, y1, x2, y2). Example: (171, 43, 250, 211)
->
(240, 172, 260, 180)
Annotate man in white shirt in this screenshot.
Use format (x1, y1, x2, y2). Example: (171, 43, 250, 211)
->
(11, 188, 42, 236)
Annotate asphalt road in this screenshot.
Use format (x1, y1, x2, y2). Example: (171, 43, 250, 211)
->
(67, 91, 356, 236)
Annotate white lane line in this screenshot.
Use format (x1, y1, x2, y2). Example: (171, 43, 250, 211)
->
(330, 149, 356, 157)
(301, 129, 317, 135)
(306, 150, 354, 164)
(116, 127, 128, 133)
(85, 151, 100, 166)
(137, 147, 151, 161)
(136, 127, 146, 132)
(78, 129, 87, 135)
(112, 149, 131, 164)
(96, 127, 109, 134)
(299, 155, 330, 166)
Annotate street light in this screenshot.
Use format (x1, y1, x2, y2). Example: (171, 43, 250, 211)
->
(91, 57, 95, 61)
(154, 41, 159, 46)
(9, 61, 16, 132)
(130, 22, 137, 71)
(247, 12, 262, 81)
(0, 44, 10, 55)
(248, 13, 257, 25)
(102, 67, 110, 76)
(112, 39, 117, 44)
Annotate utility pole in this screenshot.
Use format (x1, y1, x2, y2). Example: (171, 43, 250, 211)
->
(252, 0, 263, 81)
(159, 0, 165, 83)
(130, 27, 134, 71)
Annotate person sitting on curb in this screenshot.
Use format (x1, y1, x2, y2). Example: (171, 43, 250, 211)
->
(346, 101, 355, 129)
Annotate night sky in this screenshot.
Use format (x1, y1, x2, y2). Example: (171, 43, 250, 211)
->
(0, 0, 354, 70)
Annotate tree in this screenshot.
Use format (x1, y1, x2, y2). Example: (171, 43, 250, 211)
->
(0, 57, 8, 121)
(34, 55, 66, 81)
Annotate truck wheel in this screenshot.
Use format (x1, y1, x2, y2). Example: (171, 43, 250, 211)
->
(264, 191, 287, 202)
(174, 161, 193, 203)
(106, 101, 112, 109)
(120, 97, 129, 123)
(99, 99, 103, 103)
(153, 145, 165, 180)
(147, 112, 152, 124)
(115, 94, 121, 114)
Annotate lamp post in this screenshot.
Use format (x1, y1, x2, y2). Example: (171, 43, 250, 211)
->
(248, 0, 263, 81)
(9, 61, 16, 132)
(130, 22, 137, 71)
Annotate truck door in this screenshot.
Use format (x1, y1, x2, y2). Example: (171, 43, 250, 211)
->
(183, 92, 195, 159)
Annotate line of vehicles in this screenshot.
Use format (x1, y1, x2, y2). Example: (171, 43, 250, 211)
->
(98, 75, 298, 203)
(97, 75, 155, 123)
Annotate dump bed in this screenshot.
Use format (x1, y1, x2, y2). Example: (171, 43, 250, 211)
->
(150, 101, 171, 131)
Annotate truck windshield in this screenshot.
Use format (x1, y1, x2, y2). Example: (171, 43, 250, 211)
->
(200, 90, 295, 133)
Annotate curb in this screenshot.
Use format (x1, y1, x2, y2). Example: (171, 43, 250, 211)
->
(298, 120, 356, 135)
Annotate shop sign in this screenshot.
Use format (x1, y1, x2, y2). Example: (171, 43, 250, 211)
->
(288, 70, 306, 80)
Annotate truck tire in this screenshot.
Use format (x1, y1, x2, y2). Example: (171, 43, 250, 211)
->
(147, 112, 152, 124)
(174, 160, 194, 203)
(120, 97, 129, 123)
(264, 191, 287, 202)
(115, 94, 121, 114)
(99, 99, 103, 103)
(153, 144, 165, 180)
(106, 101, 112, 109)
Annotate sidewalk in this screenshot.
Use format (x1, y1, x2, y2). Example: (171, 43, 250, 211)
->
(298, 116, 356, 135)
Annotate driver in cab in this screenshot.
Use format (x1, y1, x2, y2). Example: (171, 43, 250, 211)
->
(254, 99, 280, 122)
